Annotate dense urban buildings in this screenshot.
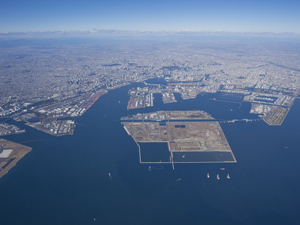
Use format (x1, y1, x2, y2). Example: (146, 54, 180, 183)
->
(0, 39, 299, 117)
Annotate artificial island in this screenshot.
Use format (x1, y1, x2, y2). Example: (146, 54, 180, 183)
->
(0, 138, 32, 178)
(122, 111, 236, 165)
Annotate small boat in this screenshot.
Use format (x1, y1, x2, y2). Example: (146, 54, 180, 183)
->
(148, 166, 152, 172)
(217, 174, 220, 180)
(220, 168, 225, 170)
(207, 173, 210, 178)
(227, 174, 230, 179)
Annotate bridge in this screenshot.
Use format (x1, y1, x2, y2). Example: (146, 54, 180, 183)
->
(220, 118, 261, 124)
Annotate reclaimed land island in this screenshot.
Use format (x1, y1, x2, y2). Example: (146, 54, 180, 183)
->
(122, 111, 236, 165)
(121, 110, 214, 121)
(0, 138, 32, 178)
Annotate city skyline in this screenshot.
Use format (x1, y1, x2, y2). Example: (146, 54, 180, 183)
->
(1, 0, 300, 34)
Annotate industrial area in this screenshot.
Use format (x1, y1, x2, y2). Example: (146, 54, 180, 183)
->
(0, 123, 25, 136)
(10, 90, 107, 136)
(26, 119, 75, 136)
(126, 82, 295, 126)
(250, 103, 290, 125)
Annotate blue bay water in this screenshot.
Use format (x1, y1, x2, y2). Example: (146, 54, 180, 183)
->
(0, 82, 300, 225)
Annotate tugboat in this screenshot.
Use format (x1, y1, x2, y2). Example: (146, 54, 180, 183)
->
(217, 174, 220, 180)
(227, 174, 230, 179)
(207, 173, 210, 178)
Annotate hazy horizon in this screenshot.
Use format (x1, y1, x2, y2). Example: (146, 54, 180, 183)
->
(1, 0, 300, 34)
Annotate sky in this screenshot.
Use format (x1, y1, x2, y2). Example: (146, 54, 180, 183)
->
(1, 0, 300, 34)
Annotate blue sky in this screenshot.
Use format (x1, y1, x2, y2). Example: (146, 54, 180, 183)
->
(1, 0, 300, 33)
